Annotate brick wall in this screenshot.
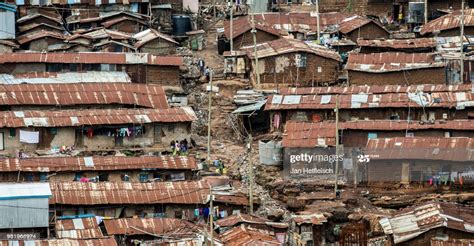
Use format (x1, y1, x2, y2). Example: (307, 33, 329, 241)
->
(348, 67, 446, 85)
(254, 53, 340, 86)
(233, 30, 279, 49)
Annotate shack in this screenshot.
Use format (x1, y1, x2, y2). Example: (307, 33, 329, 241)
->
(244, 38, 341, 87)
(346, 52, 446, 85)
(133, 29, 178, 55)
(0, 183, 51, 238)
(55, 216, 103, 239)
(0, 53, 183, 88)
(289, 212, 328, 246)
(223, 16, 281, 50)
(0, 40, 18, 53)
(366, 137, 474, 186)
(0, 155, 199, 182)
(420, 9, 474, 37)
(0, 238, 118, 245)
(357, 38, 437, 53)
(380, 202, 474, 245)
(0, 3, 16, 40)
(334, 16, 389, 43)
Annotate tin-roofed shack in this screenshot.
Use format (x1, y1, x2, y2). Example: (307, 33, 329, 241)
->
(0, 155, 199, 183)
(366, 137, 474, 186)
(357, 38, 437, 53)
(265, 84, 474, 132)
(133, 28, 178, 55)
(346, 52, 446, 85)
(335, 16, 389, 43)
(0, 52, 183, 88)
(420, 9, 474, 37)
(223, 16, 281, 50)
(244, 38, 341, 88)
(0, 238, 118, 246)
(0, 107, 196, 155)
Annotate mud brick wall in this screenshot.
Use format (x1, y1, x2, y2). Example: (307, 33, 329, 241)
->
(256, 53, 340, 86)
(348, 67, 446, 85)
(233, 30, 279, 49)
(146, 65, 181, 86)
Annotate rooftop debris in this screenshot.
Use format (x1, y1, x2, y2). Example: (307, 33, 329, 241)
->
(0, 155, 198, 172)
(366, 137, 474, 161)
(380, 202, 474, 244)
(291, 212, 327, 225)
(56, 217, 103, 239)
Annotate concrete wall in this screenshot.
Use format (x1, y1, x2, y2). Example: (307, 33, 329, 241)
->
(253, 53, 340, 87)
(233, 30, 279, 49)
(348, 67, 446, 86)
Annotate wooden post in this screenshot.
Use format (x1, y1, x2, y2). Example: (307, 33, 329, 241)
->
(460, 0, 465, 84)
(207, 70, 213, 163)
(316, 0, 320, 41)
(424, 0, 428, 24)
(248, 134, 254, 214)
(251, 12, 260, 86)
(334, 95, 340, 195)
(209, 186, 214, 246)
(229, 0, 233, 52)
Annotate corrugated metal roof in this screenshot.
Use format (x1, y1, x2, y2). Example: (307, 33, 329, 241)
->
(337, 16, 387, 34)
(357, 38, 437, 49)
(243, 38, 341, 61)
(101, 16, 147, 29)
(279, 84, 472, 95)
(0, 183, 51, 199)
(17, 12, 62, 24)
(0, 52, 183, 66)
(56, 217, 104, 239)
(0, 83, 167, 108)
(421, 9, 474, 35)
(214, 193, 250, 206)
(220, 226, 280, 246)
(381, 202, 474, 244)
(0, 71, 131, 84)
(223, 16, 281, 39)
(0, 238, 117, 246)
(19, 22, 65, 33)
(104, 218, 200, 236)
(0, 107, 196, 128)
(282, 121, 336, 148)
(266, 86, 473, 111)
(14, 0, 148, 5)
(0, 155, 197, 172)
(133, 28, 178, 48)
(366, 137, 474, 161)
(346, 52, 444, 72)
(49, 181, 210, 205)
(0, 2, 16, 12)
(292, 212, 327, 225)
(17, 30, 65, 45)
(0, 40, 19, 48)
(216, 213, 270, 227)
(431, 239, 474, 246)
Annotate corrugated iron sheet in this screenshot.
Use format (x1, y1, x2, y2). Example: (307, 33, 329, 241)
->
(0, 107, 196, 128)
(380, 202, 474, 244)
(216, 213, 270, 227)
(292, 212, 327, 225)
(0, 238, 117, 246)
(104, 218, 200, 236)
(0, 52, 183, 66)
(266, 87, 473, 111)
(220, 226, 280, 246)
(0, 83, 167, 109)
(282, 121, 336, 148)
(366, 137, 474, 161)
(13, 0, 147, 5)
(0, 71, 131, 83)
(223, 16, 281, 40)
(56, 218, 103, 239)
(431, 239, 474, 246)
(0, 155, 197, 172)
(16, 12, 62, 24)
(346, 52, 444, 72)
(421, 9, 474, 35)
(49, 181, 210, 205)
(338, 16, 373, 34)
(279, 84, 472, 96)
(358, 38, 437, 49)
(243, 38, 341, 61)
(134, 28, 178, 48)
(17, 30, 65, 45)
(0, 40, 18, 48)
(214, 193, 249, 206)
(101, 16, 147, 28)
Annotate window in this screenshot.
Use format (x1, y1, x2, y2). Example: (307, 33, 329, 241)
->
(25, 173, 34, 182)
(139, 173, 149, 182)
(39, 173, 48, 182)
(390, 114, 400, 120)
(295, 53, 307, 68)
(98, 173, 109, 181)
(9, 129, 15, 137)
(100, 64, 116, 72)
(46, 64, 63, 72)
(122, 174, 130, 182)
(368, 133, 378, 139)
(69, 64, 78, 72)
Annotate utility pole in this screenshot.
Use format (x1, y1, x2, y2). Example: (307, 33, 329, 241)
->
(248, 134, 254, 214)
(251, 12, 260, 86)
(316, 0, 320, 42)
(209, 186, 214, 246)
(334, 95, 340, 195)
(460, 0, 465, 84)
(229, 0, 233, 52)
(207, 70, 213, 164)
(424, 0, 428, 24)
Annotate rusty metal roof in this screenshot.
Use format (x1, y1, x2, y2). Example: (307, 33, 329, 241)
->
(282, 121, 336, 148)
(134, 29, 178, 48)
(279, 84, 471, 95)
(0, 52, 183, 66)
(0, 155, 197, 172)
(13, 0, 148, 5)
(49, 181, 210, 205)
(366, 137, 474, 161)
(337, 16, 387, 35)
(431, 239, 474, 246)
(219, 225, 280, 246)
(380, 202, 474, 244)
(292, 212, 327, 225)
(101, 16, 147, 29)
(346, 52, 444, 72)
(223, 16, 281, 40)
(420, 9, 474, 35)
(216, 213, 270, 228)
(56, 217, 103, 239)
(0, 71, 131, 83)
(0, 40, 19, 49)
(0, 107, 196, 128)
(17, 30, 66, 45)
(266, 85, 473, 111)
(357, 38, 437, 49)
(214, 193, 250, 206)
(19, 22, 65, 33)
(243, 38, 341, 61)
(0, 238, 117, 246)
(104, 218, 200, 236)
(17, 12, 62, 24)
(0, 83, 167, 109)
